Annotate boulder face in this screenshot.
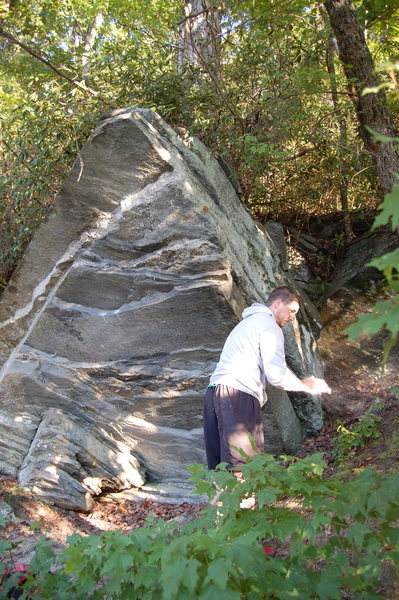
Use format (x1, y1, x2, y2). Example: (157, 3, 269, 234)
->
(0, 108, 324, 509)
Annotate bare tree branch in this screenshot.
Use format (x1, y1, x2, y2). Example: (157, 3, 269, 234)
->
(268, 145, 318, 162)
(0, 26, 111, 105)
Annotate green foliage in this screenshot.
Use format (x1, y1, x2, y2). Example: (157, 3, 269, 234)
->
(373, 183, 399, 231)
(2, 0, 398, 290)
(1, 454, 398, 599)
(0, 0, 182, 291)
(332, 401, 383, 465)
(345, 154, 399, 363)
(345, 62, 399, 367)
(345, 292, 399, 367)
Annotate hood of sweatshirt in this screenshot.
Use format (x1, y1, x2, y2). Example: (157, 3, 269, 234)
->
(242, 302, 273, 319)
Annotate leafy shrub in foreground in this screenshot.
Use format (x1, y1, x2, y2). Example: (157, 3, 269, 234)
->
(1, 453, 398, 599)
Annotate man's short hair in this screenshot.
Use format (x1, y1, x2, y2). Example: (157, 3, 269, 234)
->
(266, 286, 300, 306)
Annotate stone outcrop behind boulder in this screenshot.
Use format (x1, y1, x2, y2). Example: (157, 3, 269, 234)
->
(0, 108, 324, 509)
(323, 231, 399, 298)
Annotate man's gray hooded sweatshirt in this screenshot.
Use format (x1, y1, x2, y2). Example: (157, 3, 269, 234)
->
(209, 303, 305, 405)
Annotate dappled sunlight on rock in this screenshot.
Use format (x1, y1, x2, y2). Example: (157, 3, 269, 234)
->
(0, 108, 324, 510)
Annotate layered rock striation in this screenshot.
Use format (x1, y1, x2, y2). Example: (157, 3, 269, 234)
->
(0, 108, 323, 510)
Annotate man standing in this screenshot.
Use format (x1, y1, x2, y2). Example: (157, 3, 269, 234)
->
(203, 286, 330, 471)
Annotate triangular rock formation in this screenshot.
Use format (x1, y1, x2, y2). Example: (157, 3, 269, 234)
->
(0, 108, 323, 510)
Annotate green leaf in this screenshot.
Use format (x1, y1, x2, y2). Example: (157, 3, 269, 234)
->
(204, 558, 233, 589)
(316, 578, 341, 600)
(362, 82, 396, 95)
(183, 558, 201, 593)
(369, 248, 399, 273)
(344, 299, 399, 338)
(372, 183, 399, 230)
(364, 126, 399, 143)
(200, 584, 241, 600)
(0, 538, 14, 554)
(347, 521, 370, 546)
(257, 486, 281, 507)
(160, 561, 187, 599)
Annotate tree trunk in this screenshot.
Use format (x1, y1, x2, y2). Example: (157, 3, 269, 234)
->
(178, 0, 221, 80)
(324, 23, 354, 240)
(82, 12, 104, 75)
(323, 0, 399, 195)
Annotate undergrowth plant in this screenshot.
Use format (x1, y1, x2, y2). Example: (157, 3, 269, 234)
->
(1, 453, 398, 599)
(332, 400, 383, 465)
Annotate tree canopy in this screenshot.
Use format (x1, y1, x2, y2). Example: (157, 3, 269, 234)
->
(1, 0, 399, 288)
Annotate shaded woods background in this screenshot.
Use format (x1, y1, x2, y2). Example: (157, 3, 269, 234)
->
(1, 0, 399, 291)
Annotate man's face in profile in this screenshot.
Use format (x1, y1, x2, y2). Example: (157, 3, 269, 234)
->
(273, 300, 299, 328)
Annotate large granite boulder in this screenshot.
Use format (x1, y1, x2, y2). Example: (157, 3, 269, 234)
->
(0, 108, 324, 510)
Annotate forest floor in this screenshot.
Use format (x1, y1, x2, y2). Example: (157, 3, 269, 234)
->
(1, 288, 398, 594)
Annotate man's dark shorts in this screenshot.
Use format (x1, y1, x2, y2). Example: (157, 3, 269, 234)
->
(203, 384, 264, 470)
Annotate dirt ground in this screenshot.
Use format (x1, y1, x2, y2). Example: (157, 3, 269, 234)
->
(1, 288, 398, 580)
(0, 486, 204, 567)
(297, 287, 399, 471)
